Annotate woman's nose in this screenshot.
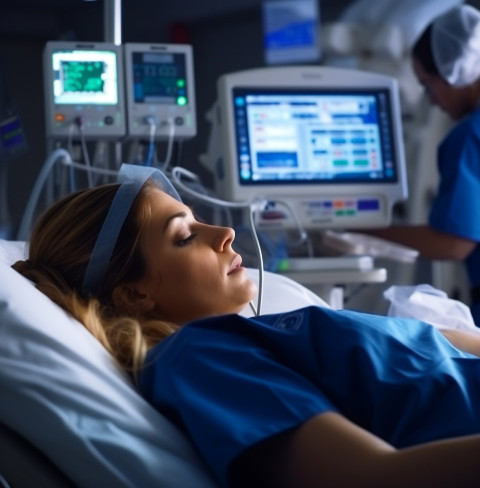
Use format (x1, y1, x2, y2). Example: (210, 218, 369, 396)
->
(212, 225, 235, 252)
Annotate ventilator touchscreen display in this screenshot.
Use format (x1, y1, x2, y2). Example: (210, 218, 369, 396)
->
(51, 49, 119, 105)
(232, 88, 398, 186)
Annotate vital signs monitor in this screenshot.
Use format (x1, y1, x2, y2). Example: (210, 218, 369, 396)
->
(204, 66, 408, 229)
(43, 41, 126, 139)
(123, 43, 196, 140)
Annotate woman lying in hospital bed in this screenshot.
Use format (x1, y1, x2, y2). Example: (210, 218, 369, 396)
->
(5, 163, 480, 487)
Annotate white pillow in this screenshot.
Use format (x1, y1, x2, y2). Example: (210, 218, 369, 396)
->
(0, 240, 327, 487)
(0, 239, 28, 265)
(0, 244, 219, 488)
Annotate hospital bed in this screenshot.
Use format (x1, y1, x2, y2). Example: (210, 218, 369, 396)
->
(0, 238, 328, 488)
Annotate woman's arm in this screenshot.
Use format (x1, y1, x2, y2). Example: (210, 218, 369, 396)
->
(440, 328, 480, 357)
(232, 411, 480, 488)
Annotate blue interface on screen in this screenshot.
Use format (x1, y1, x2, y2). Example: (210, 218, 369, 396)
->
(232, 88, 397, 186)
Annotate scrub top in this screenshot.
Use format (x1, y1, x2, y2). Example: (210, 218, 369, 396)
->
(429, 108, 480, 322)
(139, 306, 480, 488)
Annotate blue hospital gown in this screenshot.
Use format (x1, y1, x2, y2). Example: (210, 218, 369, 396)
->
(139, 306, 480, 487)
(429, 108, 480, 323)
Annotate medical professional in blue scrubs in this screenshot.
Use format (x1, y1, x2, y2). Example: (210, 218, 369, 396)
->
(371, 4, 480, 324)
(13, 164, 480, 487)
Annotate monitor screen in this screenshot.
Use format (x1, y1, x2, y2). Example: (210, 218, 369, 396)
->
(232, 88, 398, 186)
(131, 51, 189, 106)
(51, 49, 119, 105)
(207, 66, 408, 229)
(262, 0, 321, 65)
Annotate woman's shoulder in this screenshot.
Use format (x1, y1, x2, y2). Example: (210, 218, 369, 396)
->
(145, 306, 415, 367)
(146, 307, 326, 362)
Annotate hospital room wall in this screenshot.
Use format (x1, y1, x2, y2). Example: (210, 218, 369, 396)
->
(0, 0, 351, 239)
(0, 40, 47, 238)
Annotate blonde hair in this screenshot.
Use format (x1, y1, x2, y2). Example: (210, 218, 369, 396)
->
(12, 182, 179, 374)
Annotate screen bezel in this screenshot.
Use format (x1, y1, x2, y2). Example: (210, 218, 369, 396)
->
(216, 66, 407, 207)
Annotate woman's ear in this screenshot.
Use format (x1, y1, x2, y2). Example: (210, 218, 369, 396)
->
(111, 284, 156, 314)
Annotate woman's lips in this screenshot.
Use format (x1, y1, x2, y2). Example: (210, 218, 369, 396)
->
(227, 254, 243, 275)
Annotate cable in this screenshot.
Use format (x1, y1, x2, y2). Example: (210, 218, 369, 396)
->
(91, 140, 109, 186)
(246, 205, 264, 315)
(272, 199, 313, 256)
(171, 166, 266, 210)
(17, 148, 73, 240)
(17, 149, 119, 241)
(171, 166, 266, 315)
(144, 116, 157, 166)
(66, 123, 77, 191)
(141, 117, 176, 170)
(67, 122, 75, 156)
(75, 117, 93, 187)
(63, 159, 119, 177)
(0, 474, 12, 488)
(179, 176, 235, 228)
(159, 117, 175, 172)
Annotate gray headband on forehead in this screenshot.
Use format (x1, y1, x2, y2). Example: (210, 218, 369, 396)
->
(81, 163, 182, 296)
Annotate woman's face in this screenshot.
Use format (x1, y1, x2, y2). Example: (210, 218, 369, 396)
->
(412, 57, 476, 120)
(132, 189, 258, 324)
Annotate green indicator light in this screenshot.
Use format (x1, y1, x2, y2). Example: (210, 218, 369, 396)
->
(354, 159, 369, 166)
(333, 160, 349, 166)
(346, 209, 356, 216)
(177, 96, 187, 106)
(275, 259, 290, 272)
(177, 79, 186, 88)
(336, 210, 346, 216)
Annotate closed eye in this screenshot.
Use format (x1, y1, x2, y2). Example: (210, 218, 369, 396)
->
(176, 234, 196, 247)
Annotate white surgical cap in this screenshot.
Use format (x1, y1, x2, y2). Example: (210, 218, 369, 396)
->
(431, 4, 480, 87)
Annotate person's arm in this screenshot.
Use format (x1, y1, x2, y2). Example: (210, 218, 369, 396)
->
(440, 328, 480, 356)
(232, 411, 480, 488)
(366, 225, 477, 261)
(368, 224, 476, 260)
